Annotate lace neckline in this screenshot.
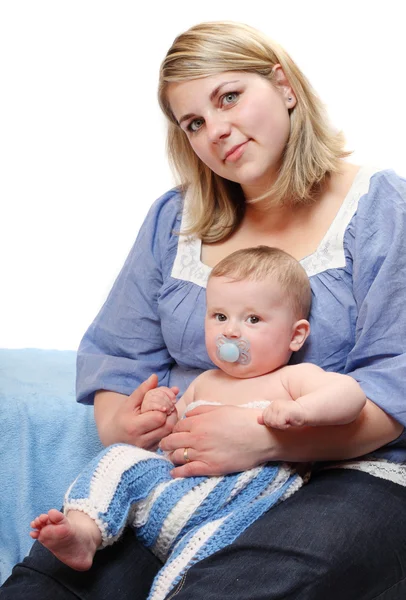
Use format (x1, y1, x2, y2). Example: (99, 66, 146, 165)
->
(171, 165, 379, 287)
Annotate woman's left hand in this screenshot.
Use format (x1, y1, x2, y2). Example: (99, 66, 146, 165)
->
(159, 404, 273, 477)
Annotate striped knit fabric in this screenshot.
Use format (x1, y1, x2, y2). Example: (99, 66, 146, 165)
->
(64, 444, 304, 600)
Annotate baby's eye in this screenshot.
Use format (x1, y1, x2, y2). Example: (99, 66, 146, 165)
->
(214, 313, 227, 322)
(247, 315, 260, 324)
(221, 92, 239, 106)
(187, 118, 204, 133)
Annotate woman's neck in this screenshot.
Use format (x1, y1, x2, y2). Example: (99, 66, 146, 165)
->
(201, 162, 360, 267)
(243, 200, 310, 234)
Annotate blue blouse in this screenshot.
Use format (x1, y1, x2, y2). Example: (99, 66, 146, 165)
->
(77, 166, 406, 462)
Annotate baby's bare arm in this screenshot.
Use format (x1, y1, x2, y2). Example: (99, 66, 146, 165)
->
(271, 364, 366, 427)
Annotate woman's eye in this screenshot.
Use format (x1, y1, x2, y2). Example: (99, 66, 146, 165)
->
(221, 92, 239, 106)
(247, 315, 260, 324)
(215, 313, 227, 322)
(187, 118, 204, 132)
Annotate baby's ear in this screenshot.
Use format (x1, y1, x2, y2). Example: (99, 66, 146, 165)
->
(289, 319, 310, 352)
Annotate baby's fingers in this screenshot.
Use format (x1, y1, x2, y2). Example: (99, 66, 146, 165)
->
(147, 399, 175, 413)
(158, 387, 179, 402)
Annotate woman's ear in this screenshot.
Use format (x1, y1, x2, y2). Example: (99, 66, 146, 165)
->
(289, 319, 310, 352)
(272, 64, 297, 109)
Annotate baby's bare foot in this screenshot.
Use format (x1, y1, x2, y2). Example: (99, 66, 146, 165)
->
(30, 509, 101, 571)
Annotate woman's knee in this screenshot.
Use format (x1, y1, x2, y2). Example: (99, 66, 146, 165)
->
(1, 529, 161, 600)
(165, 470, 406, 600)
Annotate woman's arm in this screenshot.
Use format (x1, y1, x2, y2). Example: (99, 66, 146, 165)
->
(270, 399, 401, 462)
(76, 192, 184, 449)
(76, 191, 180, 407)
(160, 400, 402, 477)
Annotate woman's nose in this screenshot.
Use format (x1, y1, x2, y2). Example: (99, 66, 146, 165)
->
(206, 114, 231, 143)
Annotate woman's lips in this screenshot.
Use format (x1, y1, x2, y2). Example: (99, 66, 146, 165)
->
(224, 141, 249, 162)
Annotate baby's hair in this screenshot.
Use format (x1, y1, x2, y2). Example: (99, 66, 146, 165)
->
(209, 246, 311, 319)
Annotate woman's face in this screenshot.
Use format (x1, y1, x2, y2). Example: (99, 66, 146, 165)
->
(167, 70, 294, 199)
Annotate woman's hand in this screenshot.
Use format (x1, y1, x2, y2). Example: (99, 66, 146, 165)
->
(158, 399, 403, 477)
(94, 375, 177, 450)
(159, 404, 273, 477)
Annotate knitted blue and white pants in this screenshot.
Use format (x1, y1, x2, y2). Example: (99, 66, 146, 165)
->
(64, 442, 304, 600)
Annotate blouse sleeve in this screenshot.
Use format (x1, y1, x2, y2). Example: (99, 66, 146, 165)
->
(345, 170, 406, 440)
(76, 189, 181, 405)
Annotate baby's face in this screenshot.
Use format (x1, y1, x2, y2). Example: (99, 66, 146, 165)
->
(205, 275, 299, 378)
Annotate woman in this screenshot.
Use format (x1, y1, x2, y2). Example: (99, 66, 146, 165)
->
(2, 20, 406, 600)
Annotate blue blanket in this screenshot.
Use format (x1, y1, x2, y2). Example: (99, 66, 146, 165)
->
(0, 348, 103, 584)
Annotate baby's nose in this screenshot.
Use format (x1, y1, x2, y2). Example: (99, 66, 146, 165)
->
(223, 322, 240, 338)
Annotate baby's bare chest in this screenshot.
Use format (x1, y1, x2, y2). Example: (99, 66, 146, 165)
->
(195, 372, 291, 406)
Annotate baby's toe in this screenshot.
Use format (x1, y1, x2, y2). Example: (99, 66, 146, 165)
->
(48, 509, 65, 524)
(38, 514, 50, 525)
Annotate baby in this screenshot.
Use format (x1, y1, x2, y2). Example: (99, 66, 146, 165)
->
(30, 247, 366, 592)
(143, 246, 362, 431)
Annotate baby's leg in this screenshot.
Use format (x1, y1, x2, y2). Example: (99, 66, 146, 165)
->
(64, 443, 215, 561)
(62, 444, 245, 564)
(30, 509, 101, 571)
(64, 444, 177, 549)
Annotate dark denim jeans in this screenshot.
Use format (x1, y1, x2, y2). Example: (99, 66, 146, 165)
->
(2, 469, 406, 600)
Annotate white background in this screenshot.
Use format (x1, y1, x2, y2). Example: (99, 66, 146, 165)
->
(1, 0, 405, 350)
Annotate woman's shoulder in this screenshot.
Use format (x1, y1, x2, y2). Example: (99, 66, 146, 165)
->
(369, 167, 406, 185)
(360, 167, 406, 204)
(366, 168, 406, 207)
(339, 166, 406, 242)
(136, 187, 185, 251)
(352, 167, 406, 228)
(147, 187, 184, 225)
(342, 166, 406, 279)
(341, 165, 405, 210)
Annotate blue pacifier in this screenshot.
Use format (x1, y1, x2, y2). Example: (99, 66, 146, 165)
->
(219, 343, 240, 363)
(216, 335, 251, 365)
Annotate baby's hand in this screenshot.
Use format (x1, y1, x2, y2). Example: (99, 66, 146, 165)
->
(258, 399, 307, 430)
(141, 386, 179, 415)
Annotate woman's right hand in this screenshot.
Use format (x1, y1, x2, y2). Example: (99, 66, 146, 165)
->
(94, 374, 176, 450)
(160, 404, 275, 477)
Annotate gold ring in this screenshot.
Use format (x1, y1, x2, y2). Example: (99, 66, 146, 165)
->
(183, 447, 190, 463)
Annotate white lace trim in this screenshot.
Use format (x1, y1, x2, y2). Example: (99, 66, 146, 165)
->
(301, 165, 379, 277)
(171, 165, 380, 287)
(322, 458, 406, 487)
(185, 399, 271, 414)
(171, 186, 212, 288)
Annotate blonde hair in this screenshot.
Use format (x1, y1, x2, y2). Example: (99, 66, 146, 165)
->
(209, 246, 311, 319)
(158, 21, 350, 242)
